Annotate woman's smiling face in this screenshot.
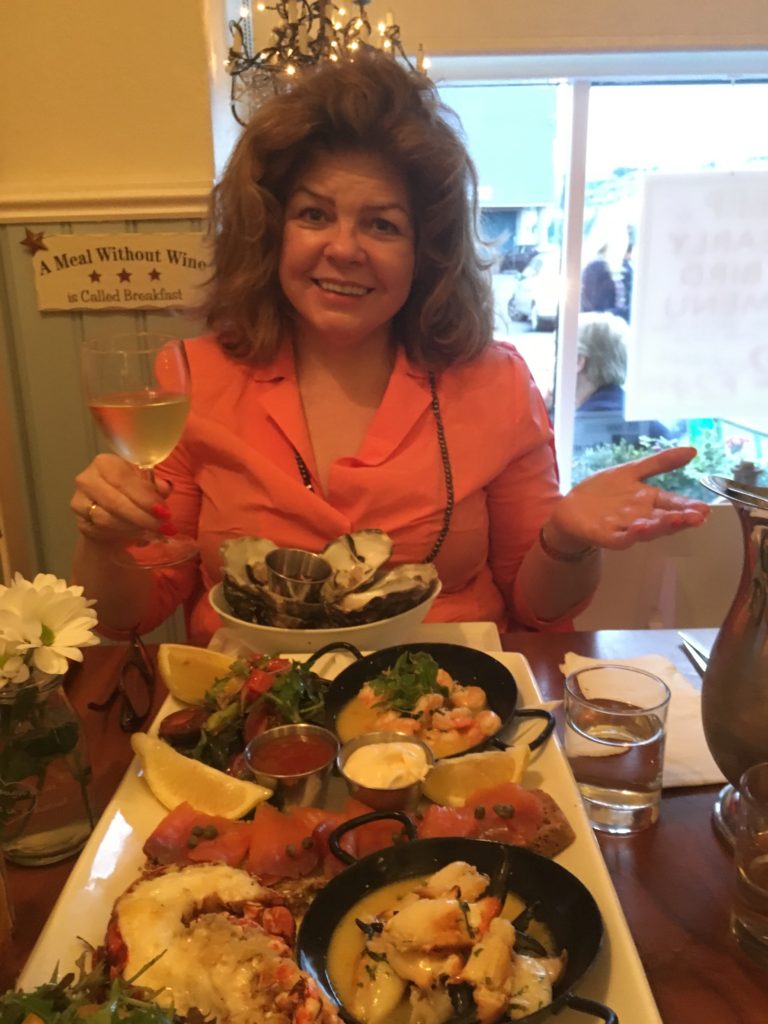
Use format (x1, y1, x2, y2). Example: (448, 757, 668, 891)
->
(279, 150, 416, 351)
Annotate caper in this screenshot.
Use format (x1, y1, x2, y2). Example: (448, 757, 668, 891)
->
(493, 803, 515, 818)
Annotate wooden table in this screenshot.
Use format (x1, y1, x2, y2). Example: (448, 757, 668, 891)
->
(4, 631, 768, 1022)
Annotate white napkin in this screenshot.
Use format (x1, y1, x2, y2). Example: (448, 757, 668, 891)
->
(560, 652, 725, 789)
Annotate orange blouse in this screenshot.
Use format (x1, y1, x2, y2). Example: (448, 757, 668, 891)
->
(140, 335, 565, 645)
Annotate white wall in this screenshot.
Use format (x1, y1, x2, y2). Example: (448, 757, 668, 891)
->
(395, 0, 768, 54)
(0, 1, 215, 221)
(574, 504, 743, 629)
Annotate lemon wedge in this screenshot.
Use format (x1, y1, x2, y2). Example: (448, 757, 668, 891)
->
(422, 745, 531, 808)
(131, 733, 272, 818)
(157, 643, 235, 705)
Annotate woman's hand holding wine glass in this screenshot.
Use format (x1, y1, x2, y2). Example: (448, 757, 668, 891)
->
(74, 332, 198, 568)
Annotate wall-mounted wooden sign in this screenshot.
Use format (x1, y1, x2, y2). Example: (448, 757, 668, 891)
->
(27, 232, 210, 311)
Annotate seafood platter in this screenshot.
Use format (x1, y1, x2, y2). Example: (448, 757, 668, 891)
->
(209, 531, 442, 652)
(14, 640, 662, 1024)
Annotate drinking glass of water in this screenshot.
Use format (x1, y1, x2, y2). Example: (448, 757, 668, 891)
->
(563, 664, 671, 834)
(81, 331, 197, 568)
(731, 760, 768, 967)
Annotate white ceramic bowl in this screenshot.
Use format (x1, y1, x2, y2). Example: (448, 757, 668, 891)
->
(208, 580, 442, 654)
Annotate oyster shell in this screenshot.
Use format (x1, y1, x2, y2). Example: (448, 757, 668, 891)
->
(330, 563, 440, 627)
(320, 530, 393, 600)
(218, 531, 439, 630)
(221, 574, 329, 629)
(220, 537, 277, 588)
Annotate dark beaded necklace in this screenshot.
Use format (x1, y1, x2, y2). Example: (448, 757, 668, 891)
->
(292, 371, 454, 563)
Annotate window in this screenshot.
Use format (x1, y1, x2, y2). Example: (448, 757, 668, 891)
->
(438, 72, 768, 498)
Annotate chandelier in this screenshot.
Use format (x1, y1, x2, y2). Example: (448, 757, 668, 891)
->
(226, 1, 425, 126)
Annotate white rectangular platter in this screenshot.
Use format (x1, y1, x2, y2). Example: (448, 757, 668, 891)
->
(19, 648, 661, 1024)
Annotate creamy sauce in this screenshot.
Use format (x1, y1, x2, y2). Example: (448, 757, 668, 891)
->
(336, 700, 389, 745)
(343, 742, 430, 789)
(335, 664, 502, 759)
(328, 876, 554, 1024)
(336, 698, 477, 758)
(328, 877, 425, 1017)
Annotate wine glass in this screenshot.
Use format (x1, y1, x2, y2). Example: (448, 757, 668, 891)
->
(81, 331, 198, 568)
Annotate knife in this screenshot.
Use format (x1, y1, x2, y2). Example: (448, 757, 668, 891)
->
(677, 630, 709, 676)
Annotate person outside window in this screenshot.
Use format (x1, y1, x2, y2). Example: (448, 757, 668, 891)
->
(580, 244, 617, 314)
(574, 313, 679, 453)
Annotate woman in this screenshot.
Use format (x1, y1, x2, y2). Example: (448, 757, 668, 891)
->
(71, 55, 708, 644)
(573, 312, 679, 453)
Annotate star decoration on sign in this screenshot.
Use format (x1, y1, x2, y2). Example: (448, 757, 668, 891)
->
(89, 270, 101, 283)
(118, 268, 131, 283)
(20, 228, 48, 255)
(149, 268, 161, 280)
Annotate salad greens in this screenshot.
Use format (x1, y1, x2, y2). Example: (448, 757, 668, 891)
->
(159, 654, 329, 774)
(0, 952, 206, 1024)
(366, 651, 449, 717)
(264, 664, 326, 725)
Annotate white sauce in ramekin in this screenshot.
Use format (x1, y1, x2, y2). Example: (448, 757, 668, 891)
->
(344, 741, 430, 789)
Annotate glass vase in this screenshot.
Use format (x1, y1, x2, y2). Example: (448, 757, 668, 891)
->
(0, 676, 95, 866)
(0, 850, 12, 984)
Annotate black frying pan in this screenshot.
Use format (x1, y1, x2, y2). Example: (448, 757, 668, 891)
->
(306, 641, 554, 756)
(296, 813, 616, 1023)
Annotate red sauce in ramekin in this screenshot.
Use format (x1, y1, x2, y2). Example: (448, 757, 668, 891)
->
(249, 734, 336, 776)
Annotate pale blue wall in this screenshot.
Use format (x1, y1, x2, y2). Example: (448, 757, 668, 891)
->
(438, 84, 558, 208)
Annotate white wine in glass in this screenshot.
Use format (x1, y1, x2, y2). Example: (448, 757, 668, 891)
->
(81, 331, 198, 568)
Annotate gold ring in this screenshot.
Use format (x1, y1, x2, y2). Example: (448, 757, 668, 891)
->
(84, 501, 98, 525)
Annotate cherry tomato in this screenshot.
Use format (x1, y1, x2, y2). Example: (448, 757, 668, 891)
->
(243, 702, 270, 742)
(243, 667, 276, 700)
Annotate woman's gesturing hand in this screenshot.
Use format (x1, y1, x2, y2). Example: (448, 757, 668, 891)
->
(548, 446, 710, 552)
(70, 453, 174, 545)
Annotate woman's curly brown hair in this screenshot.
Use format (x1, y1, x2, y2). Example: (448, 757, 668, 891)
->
(202, 53, 494, 369)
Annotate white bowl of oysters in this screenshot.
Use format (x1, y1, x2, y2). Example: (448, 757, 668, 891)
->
(209, 530, 441, 654)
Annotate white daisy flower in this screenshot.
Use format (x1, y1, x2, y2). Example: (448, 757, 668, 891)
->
(0, 574, 99, 683)
(0, 632, 29, 685)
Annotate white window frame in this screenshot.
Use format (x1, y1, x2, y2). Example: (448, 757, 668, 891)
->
(432, 50, 768, 491)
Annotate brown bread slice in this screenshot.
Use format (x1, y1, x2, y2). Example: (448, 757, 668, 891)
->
(526, 788, 577, 858)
